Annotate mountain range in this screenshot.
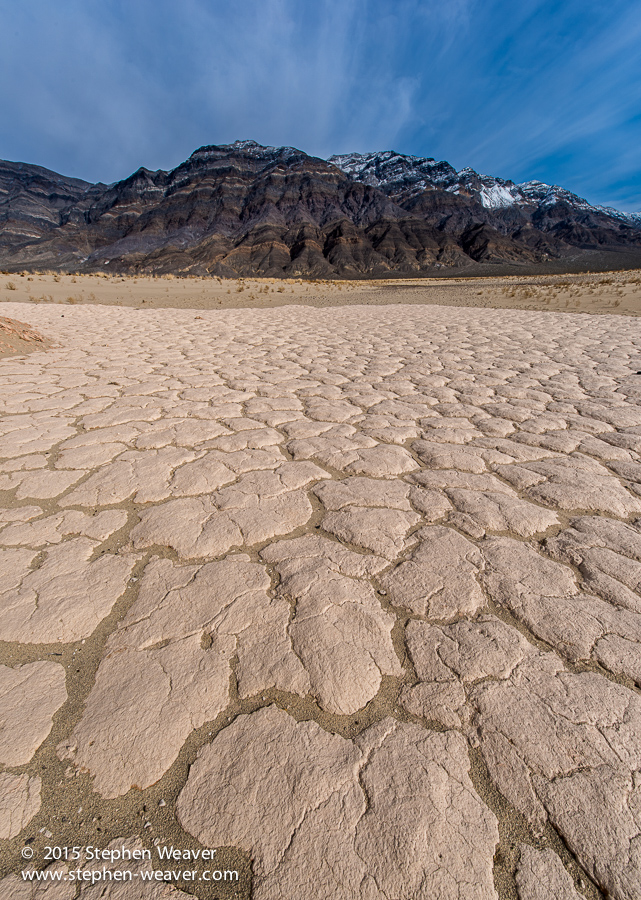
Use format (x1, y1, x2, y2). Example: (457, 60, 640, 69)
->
(1, 140, 640, 277)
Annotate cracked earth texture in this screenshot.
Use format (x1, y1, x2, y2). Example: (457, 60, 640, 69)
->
(1, 299, 641, 899)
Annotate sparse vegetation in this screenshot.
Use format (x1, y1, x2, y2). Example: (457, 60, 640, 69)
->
(2, 268, 640, 316)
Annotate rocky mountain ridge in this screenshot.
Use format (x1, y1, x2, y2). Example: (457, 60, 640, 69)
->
(1, 140, 640, 277)
(330, 149, 641, 222)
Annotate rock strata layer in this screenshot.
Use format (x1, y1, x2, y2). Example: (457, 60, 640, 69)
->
(1, 142, 640, 276)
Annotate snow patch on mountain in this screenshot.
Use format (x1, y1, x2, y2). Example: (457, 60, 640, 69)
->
(477, 183, 516, 209)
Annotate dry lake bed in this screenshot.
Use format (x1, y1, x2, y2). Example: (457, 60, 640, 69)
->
(1, 272, 641, 899)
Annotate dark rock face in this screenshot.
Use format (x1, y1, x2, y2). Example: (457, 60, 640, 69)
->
(1, 140, 640, 276)
(0, 160, 90, 256)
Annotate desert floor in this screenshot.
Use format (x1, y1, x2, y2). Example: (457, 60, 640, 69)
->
(1, 267, 641, 317)
(1, 274, 641, 899)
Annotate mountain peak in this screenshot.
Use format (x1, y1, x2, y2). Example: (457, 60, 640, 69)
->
(189, 140, 303, 160)
(1, 142, 640, 277)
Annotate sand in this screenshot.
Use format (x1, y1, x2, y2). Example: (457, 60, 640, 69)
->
(1, 267, 641, 317)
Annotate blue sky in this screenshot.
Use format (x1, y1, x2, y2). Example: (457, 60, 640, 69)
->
(1, 0, 640, 211)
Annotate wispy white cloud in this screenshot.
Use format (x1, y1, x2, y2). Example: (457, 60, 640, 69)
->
(0, 0, 639, 210)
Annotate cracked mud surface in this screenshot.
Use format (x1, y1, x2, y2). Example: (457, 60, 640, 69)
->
(1, 298, 641, 898)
